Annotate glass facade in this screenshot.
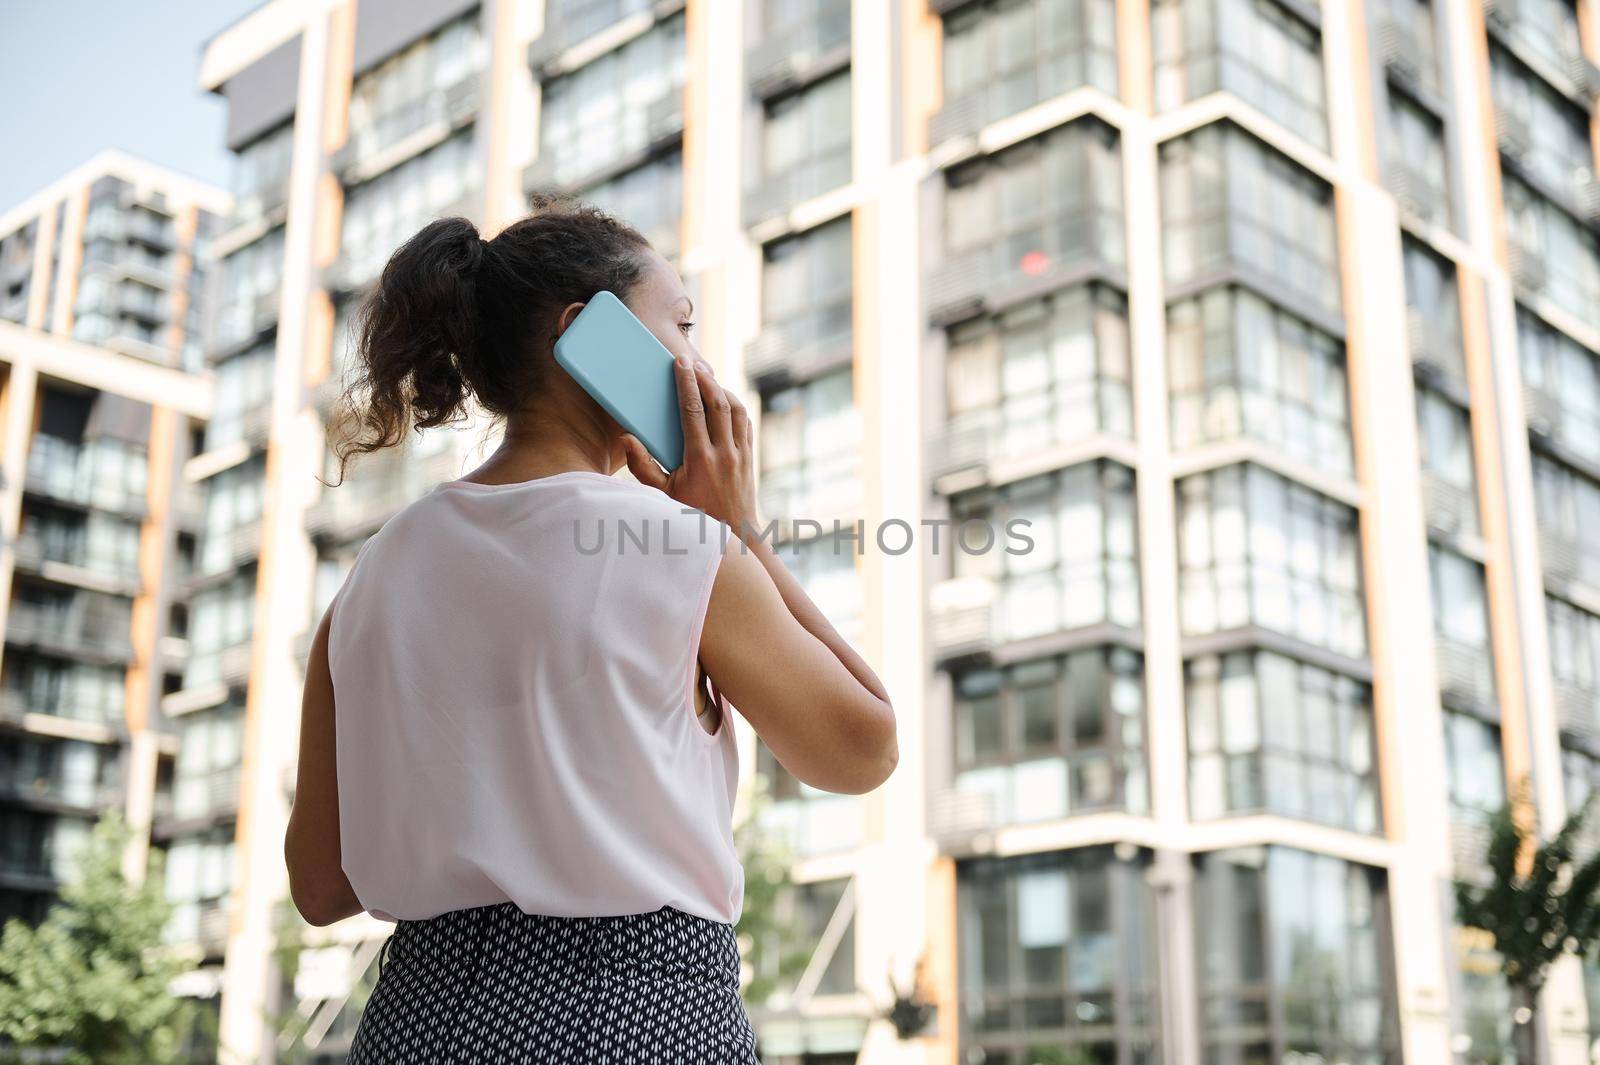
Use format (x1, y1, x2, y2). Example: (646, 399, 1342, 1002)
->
(1153, 0, 1328, 149)
(1416, 384, 1480, 539)
(1532, 452, 1600, 590)
(951, 647, 1147, 822)
(937, 0, 1118, 140)
(1194, 847, 1397, 1063)
(1177, 463, 1366, 659)
(943, 284, 1131, 470)
(751, 70, 852, 218)
(1519, 307, 1600, 467)
(1381, 88, 1451, 230)
(759, 368, 861, 525)
(537, 13, 684, 188)
(951, 461, 1141, 643)
(957, 847, 1161, 1064)
(337, 128, 478, 289)
(1187, 649, 1379, 833)
(1167, 284, 1352, 473)
(1161, 123, 1341, 317)
(1502, 172, 1600, 333)
(346, 12, 483, 162)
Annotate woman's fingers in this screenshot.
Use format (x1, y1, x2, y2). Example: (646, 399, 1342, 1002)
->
(674, 356, 712, 462)
(621, 434, 668, 490)
(728, 388, 752, 453)
(695, 362, 734, 454)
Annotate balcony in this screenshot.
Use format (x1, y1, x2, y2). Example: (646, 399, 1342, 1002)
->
(928, 576, 997, 661)
(927, 388, 1130, 493)
(523, 91, 683, 196)
(756, 792, 863, 858)
(744, 146, 852, 228)
(528, 0, 684, 74)
(1434, 635, 1496, 709)
(306, 447, 463, 543)
(172, 480, 207, 533)
(226, 176, 290, 238)
(757, 469, 862, 539)
(0, 774, 120, 814)
(118, 285, 172, 325)
(170, 764, 244, 828)
(9, 532, 142, 594)
(930, 756, 1137, 853)
(1419, 471, 1480, 543)
(1374, 10, 1435, 93)
(746, 0, 850, 100)
(24, 455, 149, 520)
(124, 212, 176, 252)
(742, 300, 852, 389)
(334, 75, 481, 187)
(1406, 307, 1465, 387)
(1555, 680, 1598, 744)
(928, 220, 1121, 327)
(0, 689, 121, 734)
(1541, 528, 1599, 594)
(5, 601, 135, 665)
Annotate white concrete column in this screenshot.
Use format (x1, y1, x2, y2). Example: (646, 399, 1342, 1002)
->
(218, 4, 332, 1062)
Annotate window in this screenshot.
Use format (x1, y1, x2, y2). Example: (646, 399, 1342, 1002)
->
(760, 368, 861, 524)
(1401, 236, 1465, 381)
(752, 736, 863, 855)
(185, 571, 257, 689)
(942, 118, 1124, 290)
(1532, 452, 1600, 590)
(957, 847, 1160, 1062)
(748, 877, 856, 1001)
(198, 456, 267, 575)
(952, 461, 1141, 642)
(1492, 0, 1585, 90)
(210, 227, 286, 355)
(1519, 309, 1600, 466)
(1382, 89, 1451, 230)
(1416, 385, 1480, 537)
(585, 151, 683, 259)
(1, 660, 124, 726)
(206, 342, 275, 452)
(1429, 544, 1495, 705)
(1188, 650, 1379, 833)
(1177, 463, 1366, 658)
(164, 826, 236, 947)
(230, 121, 294, 220)
(339, 128, 477, 288)
(0, 810, 90, 883)
(944, 285, 1131, 468)
(1372, 0, 1442, 92)
(1167, 285, 1352, 474)
(760, 215, 852, 342)
(1153, 0, 1327, 148)
(1548, 594, 1600, 731)
(951, 647, 1146, 822)
(1562, 744, 1600, 857)
(347, 12, 483, 160)
(1442, 708, 1505, 826)
(174, 701, 245, 821)
(538, 14, 685, 188)
(1194, 847, 1397, 1062)
(1161, 122, 1341, 316)
(752, 70, 852, 214)
(936, 0, 1118, 139)
(0, 735, 117, 809)
(1489, 44, 1594, 213)
(1503, 173, 1600, 332)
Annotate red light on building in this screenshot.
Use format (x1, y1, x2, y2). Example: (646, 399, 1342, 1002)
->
(1020, 250, 1049, 276)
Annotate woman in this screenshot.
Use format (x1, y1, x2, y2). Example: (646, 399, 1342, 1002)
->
(284, 194, 897, 1063)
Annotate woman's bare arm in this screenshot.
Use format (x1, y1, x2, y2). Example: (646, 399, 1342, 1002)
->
(284, 602, 363, 927)
(625, 357, 896, 794)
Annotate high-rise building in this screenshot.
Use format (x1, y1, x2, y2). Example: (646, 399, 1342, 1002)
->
(193, 1, 1600, 1062)
(0, 152, 225, 936)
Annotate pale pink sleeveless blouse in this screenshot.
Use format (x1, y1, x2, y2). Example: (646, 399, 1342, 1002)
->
(326, 470, 743, 925)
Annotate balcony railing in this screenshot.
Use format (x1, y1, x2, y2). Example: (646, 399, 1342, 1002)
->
(528, 0, 683, 72)
(306, 447, 464, 543)
(1540, 528, 1599, 592)
(1407, 307, 1465, 385)
(1419, 471, 1480, 542)
(1555, 680, 1598, 744)
(334, 75, 481, 186)
(744, 146, 852, 227)
(746, 0, 850, 99)
(755, 791, 863, 858)
(10, 532, 142, 589)
(227, 176, 290, 236)
(524, 91, 683, 195)
(5, 601, 135, 664)
(1374, 10, 1435, 92)
(24, 448, 149, 519)
(928, 215, 1120, 326)
(742, 300, 852, 387)
(928, 575, 998, 660)
(0, 688, 120, 731)
(172, 764, 244, 825)
(0, 775, 120, 812)
(1435, 635, 1496, 708)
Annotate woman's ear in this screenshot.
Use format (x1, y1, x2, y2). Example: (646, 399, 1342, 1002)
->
(555, 300, 586, 337)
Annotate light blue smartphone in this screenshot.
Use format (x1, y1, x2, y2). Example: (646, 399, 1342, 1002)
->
(552, 290, 685, 472)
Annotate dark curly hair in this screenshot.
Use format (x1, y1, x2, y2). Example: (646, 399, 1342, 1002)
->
(323, 191, 652, 487)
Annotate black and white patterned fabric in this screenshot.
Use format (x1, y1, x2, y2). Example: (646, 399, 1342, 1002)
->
(347, 902, 762, 1063)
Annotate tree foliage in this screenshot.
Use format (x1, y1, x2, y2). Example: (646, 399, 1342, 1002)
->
(0, 811, 197, 1065)
(1455, 788, 1600, 997)
(733, 772, 809, 1007)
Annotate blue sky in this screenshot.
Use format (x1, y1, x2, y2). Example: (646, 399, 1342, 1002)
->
(0, 0, 263, 207)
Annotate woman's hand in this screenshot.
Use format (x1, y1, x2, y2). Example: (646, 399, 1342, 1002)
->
(622, 356, 761, 537)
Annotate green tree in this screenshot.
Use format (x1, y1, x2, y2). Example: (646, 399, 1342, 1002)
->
(0, 810, 197, 1065)
(1455, 785, 1600, 1065)
(733, 772, 809, 1008)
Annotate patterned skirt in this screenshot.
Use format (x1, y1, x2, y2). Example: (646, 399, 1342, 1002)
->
(347, 902, 762, 1064)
